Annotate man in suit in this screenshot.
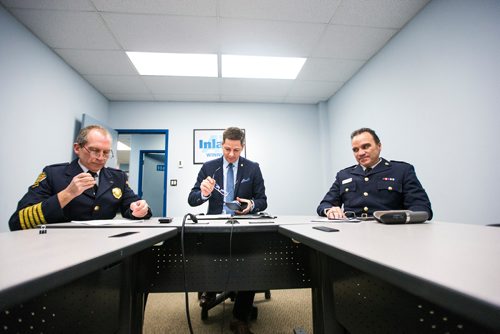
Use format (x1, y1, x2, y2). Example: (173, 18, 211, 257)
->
(317, 127, 432, 219)
(188, 127, 267, 334)
(9, 125, 151, 231)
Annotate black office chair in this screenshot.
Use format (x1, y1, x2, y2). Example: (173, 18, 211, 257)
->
(198, 290, 271, 320)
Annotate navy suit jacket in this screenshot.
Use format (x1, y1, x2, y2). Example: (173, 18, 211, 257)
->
(9, 159, 151, 231)
(188, 157, 267, 214)
(317, 158, 432, 219)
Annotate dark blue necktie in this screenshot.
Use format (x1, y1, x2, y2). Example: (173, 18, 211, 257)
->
(88, 171, 98, 195)
(225, 163, 234, 214)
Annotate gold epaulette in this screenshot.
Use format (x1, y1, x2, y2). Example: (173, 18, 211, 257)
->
(19, 203, 46, 230)
(31, 172, 47, 188)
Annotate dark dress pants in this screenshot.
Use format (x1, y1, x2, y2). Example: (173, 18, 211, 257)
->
(233, 291, 256, 321)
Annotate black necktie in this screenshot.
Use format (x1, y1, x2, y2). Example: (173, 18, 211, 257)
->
(365, 167, 372, 175)
(88, 171, 98, 194)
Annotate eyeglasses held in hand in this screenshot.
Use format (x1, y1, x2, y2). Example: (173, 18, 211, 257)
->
(212, 167, 228, 197)
(211, 166, 238, 198)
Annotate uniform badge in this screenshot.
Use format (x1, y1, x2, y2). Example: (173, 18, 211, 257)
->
(31, 172, 47, 188)
(342, 178, 353, 184)
(112, 187, 122, 199)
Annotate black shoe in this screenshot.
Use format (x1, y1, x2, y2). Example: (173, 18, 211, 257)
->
(230, 319, 254, 334)
(199, 291, 217, 307)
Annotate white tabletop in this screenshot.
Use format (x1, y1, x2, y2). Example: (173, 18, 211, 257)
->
(156, 215, 319, 232)
(0, 227, 176, 310)
(279, 221, 500, 330)
(45, 216, 319, 232)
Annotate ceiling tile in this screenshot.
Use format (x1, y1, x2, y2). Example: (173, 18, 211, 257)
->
(55, 49, 137, 75)
(10, 8, 120, 49)
(153, 94, 220, 102)
(84, 75, 150, 94)
(2, 0, 426, 105)
(143, 76, 220, 95)
(104, 93, 155, 101)
(331, 0, 430, 28)
(0, 0, 94, 10)
(298, 58, 365, 81)
(312, 24, 397, 59)
(219, 18, 325, 57)
(92, 0, 217, 16)
(219, 0, 341, 23)
(102, 13, 219, 53)
(220, 95, 285, 103)
(283, 96, 323, 104)
(220, 78, 293, 96)
(288, 80, 344, 99)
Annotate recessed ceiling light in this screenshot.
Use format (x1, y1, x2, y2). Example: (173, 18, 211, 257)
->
(221, 55, 306, 79)
(126, 51, 218, 77)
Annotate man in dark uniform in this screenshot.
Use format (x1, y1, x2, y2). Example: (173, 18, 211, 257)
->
(317, 128, 432, 219)
(188, 127, 267, 334)
(9, 125, 152, 231)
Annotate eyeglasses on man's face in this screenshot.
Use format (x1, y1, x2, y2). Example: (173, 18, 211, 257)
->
(82, 145, 114, 158)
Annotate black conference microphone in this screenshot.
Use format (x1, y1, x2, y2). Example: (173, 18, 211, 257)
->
(373, 210, 429, 224)
(186, 213, 198, 224)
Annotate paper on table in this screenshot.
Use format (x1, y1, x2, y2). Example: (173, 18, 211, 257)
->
(196, 214, 232, 220)
(310, 217, 360, 223)
(71, 219, 143, 226)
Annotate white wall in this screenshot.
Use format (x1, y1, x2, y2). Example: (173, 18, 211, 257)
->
(108, 102, 323, 218)
(0, 7, 108, 232)
(324, 0, 500, 224)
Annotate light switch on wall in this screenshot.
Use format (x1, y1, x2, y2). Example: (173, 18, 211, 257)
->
(178, 160, 183, 168)
(170, 179, 177, 186)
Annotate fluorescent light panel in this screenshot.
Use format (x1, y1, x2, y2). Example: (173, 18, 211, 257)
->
(222, 55, 306, 79)
(126, 52, 307, 79)
(127, 52, 218, 77)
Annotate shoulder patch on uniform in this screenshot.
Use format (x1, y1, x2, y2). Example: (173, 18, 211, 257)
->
(31, 172, 47, 188)
(341, 164, 357, 172)
(47, 162, 69, 168)
(106, 166, 122, 172)
(389, 160, 410, 166)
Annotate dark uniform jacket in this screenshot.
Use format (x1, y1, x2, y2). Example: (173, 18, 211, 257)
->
(188, 156, 267, 214)
(9, 159, 152, 231)
(317, 158, 432, 219)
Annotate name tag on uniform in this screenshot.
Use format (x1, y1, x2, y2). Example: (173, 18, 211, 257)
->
(342, 178, 352, 184)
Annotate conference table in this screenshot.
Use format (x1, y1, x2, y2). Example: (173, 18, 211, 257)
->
(131, 215, 315, 330)
(0, 226, 177, 334)
(279, 220, 500, 333)
(112, 215, 500, 333)
(2, 216, 499, 334)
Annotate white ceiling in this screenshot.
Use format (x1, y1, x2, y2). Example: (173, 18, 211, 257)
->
(1, 0, 430, 104)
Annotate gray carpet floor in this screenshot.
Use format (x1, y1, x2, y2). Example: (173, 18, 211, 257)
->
(143, 289, 312, 334)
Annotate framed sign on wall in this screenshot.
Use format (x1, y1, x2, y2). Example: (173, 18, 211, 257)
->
(193, 129, 246, 164)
